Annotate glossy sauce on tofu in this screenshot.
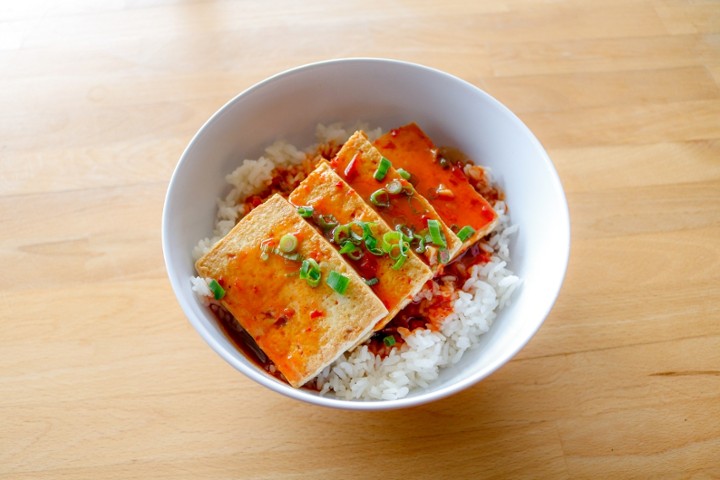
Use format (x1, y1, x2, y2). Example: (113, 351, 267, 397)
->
(330, 131, 462, 265)
(289, 162, 433, 330)
(374, 123, 498, 243)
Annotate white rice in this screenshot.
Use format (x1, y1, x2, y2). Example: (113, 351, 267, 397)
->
(191, 123, 521, 401)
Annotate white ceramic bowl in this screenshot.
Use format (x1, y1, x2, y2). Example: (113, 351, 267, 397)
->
(162, 58, 570, 410)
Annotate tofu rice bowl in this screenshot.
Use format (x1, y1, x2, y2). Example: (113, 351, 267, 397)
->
(190, 122, 521, 401)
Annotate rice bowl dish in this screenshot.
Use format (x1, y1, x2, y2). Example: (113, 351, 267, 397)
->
(162, 58, 570, 410)
(190, 122, 521, 401)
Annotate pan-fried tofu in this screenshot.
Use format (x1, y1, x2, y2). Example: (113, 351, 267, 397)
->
(374, 123, 498, 247)
(289, 162, 433, 331)
(329, 130, 462, 269)
(195, 194, 388, 387)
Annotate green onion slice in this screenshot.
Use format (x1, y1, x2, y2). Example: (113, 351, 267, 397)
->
(327, 270, 350, 295)
(413, 234, 426, 254)
(382, 231, 402, 253)
(278, 233, 298, 253)
(385, 179, 403, 195)
(373, 156, 392, 181)
(369, 189, 390, 208)
(383, 335, 396, 347)
(457, 225, 476, 242)
(338, 241, 356, 255)
(276, 250, 302, 262)
(357, 222, 382, 255)
(317, 214, 338, 231)
(296, 206, 314, 218)
(427, 219, 447, 248)
(339, 241, 364, 261)
(395, 224, 414, 241)
(364, 277, 379, 286)
(397, 168, 411, 180)
(208, 279, 225, 300)
(333, 225, 351, 245)
(300, 259, 321, 287)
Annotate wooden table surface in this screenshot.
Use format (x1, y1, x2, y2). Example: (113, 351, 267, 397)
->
(2, 0, 719, 478)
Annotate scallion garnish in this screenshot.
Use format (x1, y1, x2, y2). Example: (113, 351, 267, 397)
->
(359, 222, 384, 256)
(333, 224, 351, 244)
(338, 241, 356, 255)
(327, 270, 350, 295)
(278, 233, 298, 253)
(382, 231, 402, 254)
(373, 156, 392, 181)
(338, 241, 365, 261)
(317, 214, 338, 231)
(208, 279, 225, 300)
(395, 224, 414, 241)
(370, 189, 390, 208)
(397, 168, 411, 180)
(383, 335, 396, 347)
(299, 258, 321, 287)
(457, 225, 476, 242)
(413, 234, 426, 254)
(385, 179, 403, 195)
(364, 277, 379, 286)
(427, 219, 447, 248)
(297, 206, 314, 218)
(392, 254, 407, 270)
(275, 250, 302, 262)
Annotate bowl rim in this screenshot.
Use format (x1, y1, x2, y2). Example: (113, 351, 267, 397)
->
(162, 57, 571, 410)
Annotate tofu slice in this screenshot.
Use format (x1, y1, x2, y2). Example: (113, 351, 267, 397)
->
(195, 194, 388, 387)
(289, 161, 433, 331)
(329, 130, 462, 269)
(374, 123, 498, 247)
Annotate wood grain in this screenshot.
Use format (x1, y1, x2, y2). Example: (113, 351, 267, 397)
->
(1, 0, 718, 478)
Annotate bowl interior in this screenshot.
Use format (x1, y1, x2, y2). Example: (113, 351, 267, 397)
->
(163, 58, 570, 409)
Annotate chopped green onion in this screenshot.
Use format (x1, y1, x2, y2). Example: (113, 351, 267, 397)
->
(369, 189, 390, 208)
(260, 251, 270, 261)
(364, 277, 379, 286)
(333, 224, 351, 244)
(275, 250, 302, 262)
(397, 168, 411, 180)
(339, 241, 365, 261)
(395, 224, 414, 241)
(413, 234, 426, 254)
(297, 206, 314, 218)
(457, 225, 476, 242)
(356, 221, 381, 255)
(427, 219, 447, 248)
(373, 156, 392, 181)
(348, 222, 365, 244)
(300, 259, 321, 287)
(208, 279, 225, 300)
(338, 241, 356, 255)
(382, 231, 402, 254)
(347, 248, 364, 261)
(327, 270, 350, 295)
(402, 182, 415, 196)
(278, 233, 298, 253)
(386, 179, 403, 195)
(392, 254, 407, 270)
(383, 335, 396, 347)
(317, 214, 338, 231)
